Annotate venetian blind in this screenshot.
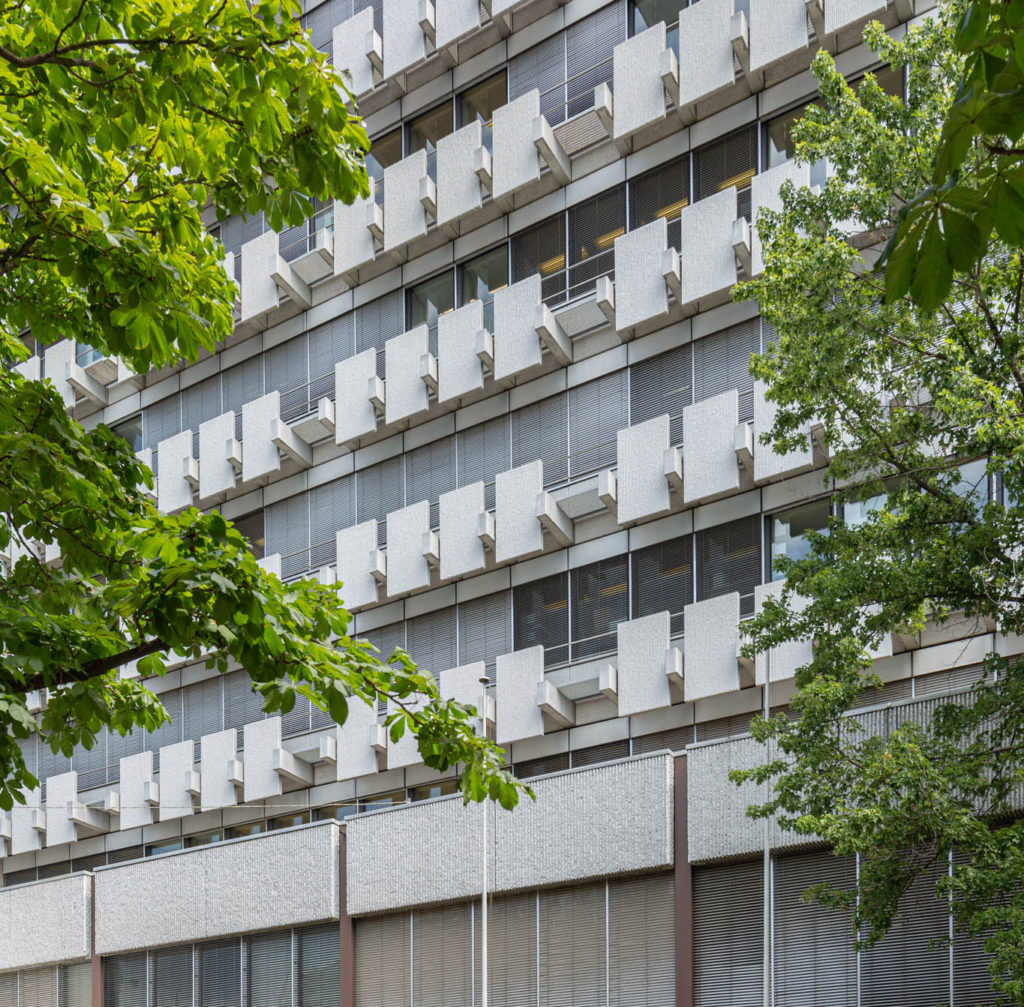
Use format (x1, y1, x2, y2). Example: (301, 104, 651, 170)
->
(630, 344, 692, 444)
(568, 371, 627, 477)
(539, 882, 605, 1007)
(457, 590, 511, 672)
(608, 873, 675, 1007)
(198, 938, 241, 1007)
(412, 904, 472, 1007)
(248, 932, 292, 1007)
(298, 925, 341, 1007)
(354, 914, 410, 1007)
(511, 392, 568, 484)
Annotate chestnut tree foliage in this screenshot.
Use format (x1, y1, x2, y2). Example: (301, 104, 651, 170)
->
(738, 2, 1024, 1000)
(0, 0, 525, 814)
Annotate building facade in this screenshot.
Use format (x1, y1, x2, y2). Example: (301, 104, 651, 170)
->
(1, 0, 1007, 1004)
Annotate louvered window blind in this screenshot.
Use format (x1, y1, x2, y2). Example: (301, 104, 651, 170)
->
(457, 415, 510, 509)
(405, 436, 455, 528)
(225, 669, 267, 733)
(489, 893, 537, 1007)
(105, 953, 148, 1007)
(568, 371, 627, 477)
(0, 972, 15, 1007)
(266, 335, 312, 423)
(629, 155, 691, 250)
(412, 905, 473, 1007)
(514, 751, 570, 778)
(221, 355, 265, 440)
(355, 291, 403, 370)
(198, 939, 240, 1007)
(513, 571, 569, 667)
(571, 739, 629, 768)
(182, 375, 222, 455)
(153, 947, 192, 1007)
(692, 123, 758, 220)
(457, 590, 511, 674)
(570, 554, 629, 660)
(693, 318, 761, 423)
(248, 932, 292, 1007)
(267, 492, 310, 580)
(608, 874, 675, 1007)
(144, 394, 182, 454)
(630, 345, 692, 444)
(310, 477, 355, 569)
(183, 676, 224, 758)
(17, 968, 56, 1007)
(357, 457, 404, 546)
(566, 186, 626, 302)
(696, 514, 761, 617)
(298, 925, 341, 1007)
(540, 883, 605, 1007)
(511, 215, 566, 303)
(58, 964, 91, 1007)
(354, 913, 410, 1007)
(310, 315, 354, 405)
(302, 0, 354, 58)
(511, 392, 568, 484)
(405, 608, 457, 684)
(631, 536, 693, 635)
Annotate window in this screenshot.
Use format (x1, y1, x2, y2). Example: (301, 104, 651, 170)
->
(629, 155, 690, 249)
(406, 607, 457, 680)
(566, 186, 626, 303)
(248, 932, 292, 1007)
(511, 215, 566, 302)
(226, 821, 266, 839)
(457, 414, 510, 507)
(269, 811, 310, 830)
(146, 838, 184, 857)
(457, 590, 512, 673)
(457, 71, 508, 134)
(693, 123, 758, 219)
(513, 572, 569, 667)
(406, 269, 455, 341)
(511, 391, 568, 484)
(571, 555, 629, 660)
(409, 779, 458, 801)
(359, 789, 406, 812)
(315, 802, 360, 822)
(630, 0, 681, 48)
(459, 244, 508, 330)
(111, 414, 143, 452)
(770, 500, 830, 579)
(692, 318, 761, 423)
(568, 371, 627, 477)
(405, 436, 455, 527)
(186, 830, 223, 848)
(367, 128, 401, 184)
(954, 458, 989, 518)
(696, 515, 762, 616)
(406, 101, 453, 156)
(632, 537, 693, 635)
(232, 510, 265, 560)
(199, 939, 240, 1007)
(630, 344, 692, 443)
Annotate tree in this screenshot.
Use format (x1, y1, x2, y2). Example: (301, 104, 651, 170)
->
(736, 2, 1024, 999)
(0, 0, 525, 814)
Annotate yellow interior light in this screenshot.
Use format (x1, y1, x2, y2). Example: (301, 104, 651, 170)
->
(595, 226, 626, 250)
(656, 198, 689, 219)
(717, 168, 756, 191)
(539, 253, 566, 274)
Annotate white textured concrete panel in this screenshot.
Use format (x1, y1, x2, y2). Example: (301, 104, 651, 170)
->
(682, 390, 739, 504)
(753, 580, 814, 686)
(13, 355, 40, 381)
(750, 0, 808, 71)
(156, 429, 195, 513)
(333, 8, 376, 95)
(383, 151, 429, 252)
(200, 729, 238, 813)
(241, 391, 282, 483)
(436, 0, 480, 49)
(335, 348, 378, 444)
(43, 772, 77, 847)
(825, 0, 886, 34)
(684, 593, 741, 702)
(386, 501, 431, 597)
(198, 412, 237, 501)
(336, 697, 381, 780)
(43, 341, 75, 407)
(613, 24, 668, 142)
(677, 0, 734, 108)
(442, 661, 487, 709)
(493, 90, 542, 204)
(438, 300, 485, 404)
(437, 122, 484, 228)
(0, 874, 92, 971)
(333, 187, 377, 277)
(493, 274, 544, 382)
(439, 482, 487, 580)
(386, 695, 429, 770)
(120, 751, 156, 831)
(159, 740, 197, 821)
(94, 822, 340, 953)
(678, 187, 736, 307)
(243, 717, 282, 803)
(617, 415, 672, 524)
(384, 325, 430, 426)
(495, 646, 545, 744)
(753, 380, 814, 482)
(11, 788, 41, 855)
(383, 0, 426, 77)
(614, 219, 669, 333)
(346, 753, 673, 914)
(750, 158, 811, 275)
(618, 612, 673, 717)
(495, 461, 544, 564)
(239, 230, 279, 322)
(336, 520, 379, 610)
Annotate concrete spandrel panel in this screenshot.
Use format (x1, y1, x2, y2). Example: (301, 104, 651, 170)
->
(239, 229, 280, 322)
(825, 0, 887, 34)
(749, 0, 808, 72)
(677, 0, 734, 108)
(198, 412, 237, 501)
(617, 611, 673, 717)
(493, 274, 544, 382)
(243, 717, 283, 803)
(43, 771, 77, 847)
(495, 646, 545, 744)
(159, 740, 197, 821)
(753, 380, 813, 482)
(200, 729, 238, 813)
(438, 300, 485, 405)
(333, 8, 376, 96)
(333, 188, 376, 277)
(383, 0, 427, 77)
(383, 150, 429, 252)
(617, 415, 672, 524)
(678, 187, 736, 307)
(156, 429, 195, 513)
(43, 340, 75, 407)
(439, 481, 486, 580)
(682, 390, 740, 504)
(120, 750, 156, 831)
(94, 822, 340, 954)
(684, 592, 741, 702)
(0, 873, 92, 971)
(613, 23, 668, 143)
(436, 0, 480, 49)
(11, 788, 42, 855)
(336, 520, 379, 610)
(385, 500, 431, 596)
(336, 697, 380, 780)
(494, 460, 544, 564)
(384, 325, 430, 426)
(753, 580, 814, 687)
(437, 121, 485, 229)
(241, 391, 282, 483)
(335, 349, 378, 444)
(750, 158, 811, 275)
(493, 90, 542, 205)
(614, 218, 669, 333)
(442, 661, 487, 709)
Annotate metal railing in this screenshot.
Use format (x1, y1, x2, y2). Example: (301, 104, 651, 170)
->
(75, 344, 104, 367)
(277, 373, 335, 424)
(279, 206, 335, 263)
(538, 56, 614, 128)
(540, 244, 616, 311)
(280, 537, 337, 581)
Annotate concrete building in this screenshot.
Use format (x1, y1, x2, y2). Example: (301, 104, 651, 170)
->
(1, 0, 1004, 1004)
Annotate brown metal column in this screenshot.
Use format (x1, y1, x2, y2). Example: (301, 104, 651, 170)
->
(91, 872, 103, 1007)
(339, 826, 355, 1007)
(675, 754, 693, 1007)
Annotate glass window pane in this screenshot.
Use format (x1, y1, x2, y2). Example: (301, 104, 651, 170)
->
(631, 537, 693, 635)
(406, 269, 455, 332)
(299, 927, 340, 1007)
(513, 573, 569, 667)
(269, 811, 310, 830)
(567, 187, 626, 300)
(111, 414, 143, 452)
(771, 500, 830, 580)
(406, 102, 453, 155)
(226, 821, 266, 839)
(631, 0, 680, 49)
(697, 515, 762, 616)
(693, 123, 758, 217)
(232, 510, 265, 560)
(570, 556, 629, 660)
(199, 939, 241, 1007)
(459, 246, 509, 307)
(458, 71, 507, 127)
(367, 129, 402, 182)
(153, 947, 192, 1007)
(359, 789, 406, 812)
(511, 215, 566, 303)
(248, 933, 291, 1007)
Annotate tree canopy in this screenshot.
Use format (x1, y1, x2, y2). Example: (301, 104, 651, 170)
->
(738, 2, 1024, 1000)
(0, 0, 525, 813)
